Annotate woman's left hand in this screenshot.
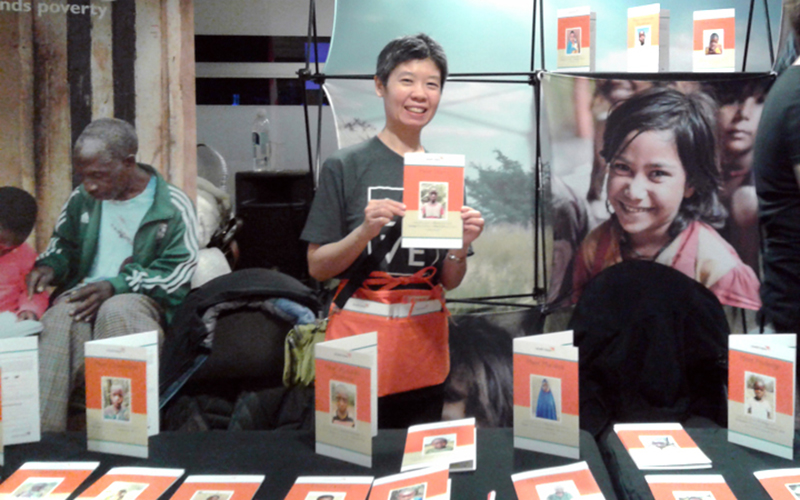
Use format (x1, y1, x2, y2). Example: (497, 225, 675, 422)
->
(461, 206, 485, 248)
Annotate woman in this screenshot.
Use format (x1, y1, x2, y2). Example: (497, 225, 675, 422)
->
(572, 88, 760, 310)
(301, 34, 484, 427)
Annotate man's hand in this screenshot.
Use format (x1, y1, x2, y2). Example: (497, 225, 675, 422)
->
(67, 281, 115, 323)
(16, 311, 38, 321)
(26, 266, 55, 298)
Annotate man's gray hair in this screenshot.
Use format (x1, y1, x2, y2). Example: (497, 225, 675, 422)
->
(75, 118, 138, 160)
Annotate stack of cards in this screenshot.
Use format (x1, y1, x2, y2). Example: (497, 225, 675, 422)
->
(614, 423, 712, 470)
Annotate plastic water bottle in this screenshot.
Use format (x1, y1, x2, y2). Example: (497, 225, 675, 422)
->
(252, 109, 270, 171)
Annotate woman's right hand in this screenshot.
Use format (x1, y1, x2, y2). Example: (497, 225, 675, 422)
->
(361, 198, 406, 239)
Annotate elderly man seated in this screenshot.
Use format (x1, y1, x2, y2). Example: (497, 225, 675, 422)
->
(27, 118, 198, 431)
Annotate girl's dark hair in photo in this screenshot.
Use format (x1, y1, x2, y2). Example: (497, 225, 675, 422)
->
(445, 316, 513, 427)
(375, 33, 448, 89)
(0, 187, 37, 241)
(600, 87, 726, 236)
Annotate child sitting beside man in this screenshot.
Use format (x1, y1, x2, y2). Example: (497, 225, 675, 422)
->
(0, 187, 48, 321)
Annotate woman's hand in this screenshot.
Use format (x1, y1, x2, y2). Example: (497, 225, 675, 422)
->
(461, 206, 485, 248)
(361, 198, 406, 239)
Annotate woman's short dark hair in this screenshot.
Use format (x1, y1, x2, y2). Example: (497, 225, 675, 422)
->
(0, 187, 37, 242)
(375, 33, 448, 89)
(601, 86, 725, 236)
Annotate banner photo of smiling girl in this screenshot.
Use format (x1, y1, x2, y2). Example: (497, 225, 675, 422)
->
(541, 72, 773, 311)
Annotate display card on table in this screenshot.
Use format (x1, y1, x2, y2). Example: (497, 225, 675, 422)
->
(282, 476, 373, 500)
(166, 475, 264, 500)
(400, 417, 476, 473)
(755, 468, 800, 499)
(614, 423, 712, 470)
(513, 330, 579, 458)
(511, 461, 605, 500)
(401, 153, 464, 249)
(0, 336, 41, 446)
(84, 331, 159, 458)
(0, 462, 99, 500)
(315, 331, 377, 468)
(556, 6, 596, 72)
(728, 333, 796, 459)
(693, 9, 736, 72)
(645, 474, 736, 500)
(368, 464, 450, 500)
(76, 467, 184, 500)
(627, 3, 670, 72)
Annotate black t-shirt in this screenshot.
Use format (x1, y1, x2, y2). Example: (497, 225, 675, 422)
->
(300, 137, 446, 280)
(753, 65, 800, 330)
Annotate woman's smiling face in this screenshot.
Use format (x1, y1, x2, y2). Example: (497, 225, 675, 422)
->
(375, 57, 442, 133)
(607, 129, 694, 250)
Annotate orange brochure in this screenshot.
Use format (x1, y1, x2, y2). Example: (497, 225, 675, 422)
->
(556, 6, 595, 71)
(368, 465, 450, 500)
(85, 331, 159, 458)
(513, 331, 579, 459)
(0, 462, 99, 500)
(401, 153, 465, 250)
(614, 423, 711, 470)
(511, 461, 605, 500)
(400, 418, 476, 473)
(646, 474, 736, 500)
(166, 475, 264, 500)
(728, 334, 796, 459)
(314, 332, 377, 468)
(755, 468, 800, 499)
(282, 476, 373, 500)
(693, 9, 735, 72)
(627, 3, 670, 72)
(76, 467, 184, 500)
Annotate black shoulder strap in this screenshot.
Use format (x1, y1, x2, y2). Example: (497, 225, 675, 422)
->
(333, 218, 402, 310)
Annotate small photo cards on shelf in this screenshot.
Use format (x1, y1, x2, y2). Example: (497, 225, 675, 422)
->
(282, 477, 373, 500)
(400, 418, 476, 473)
(728, 333, 796, 459)
(315, 332, 377, 468)
(513, 331, 579, 459)
(556, 6, 596, 72)
(614, 423, 711, 470)
(627, 3, 670, 72)
(693, 9, 736, 72)
(0, 462, 99, 500)
(511, 461, 606, 500)
(645, 474, 736, 500)
(85, 331, 159, 458)
(402, 153, 465, 249)
(755, 468, 800, 499)
(368, 465, 450, 500)
(75, 467, 184, 500)
(166, 475, 265, 500)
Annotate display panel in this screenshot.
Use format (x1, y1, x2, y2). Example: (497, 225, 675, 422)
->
(542, 72, 773, 310)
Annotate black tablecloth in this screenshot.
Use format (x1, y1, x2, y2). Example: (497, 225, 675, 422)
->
(3, 429, 617, 500)
(603, 426, 800, 500)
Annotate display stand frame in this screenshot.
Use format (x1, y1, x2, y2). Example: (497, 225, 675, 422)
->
(296, 0, 777, 313)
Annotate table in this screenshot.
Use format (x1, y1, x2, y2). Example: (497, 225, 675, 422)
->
(603, 426, 800, 499)
(3, 429, 617, 500)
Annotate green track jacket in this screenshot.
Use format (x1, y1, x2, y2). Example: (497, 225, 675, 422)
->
(36, 164, 198, 324)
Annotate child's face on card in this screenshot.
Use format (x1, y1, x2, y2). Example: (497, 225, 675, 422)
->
(607, 129, 694, 247)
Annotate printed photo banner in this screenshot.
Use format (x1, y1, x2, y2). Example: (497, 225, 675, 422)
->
(541, 72, 773, 312)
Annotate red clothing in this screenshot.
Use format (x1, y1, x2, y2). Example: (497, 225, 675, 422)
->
(0, 243, 49, 318)
(573, 219, 761, 310)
